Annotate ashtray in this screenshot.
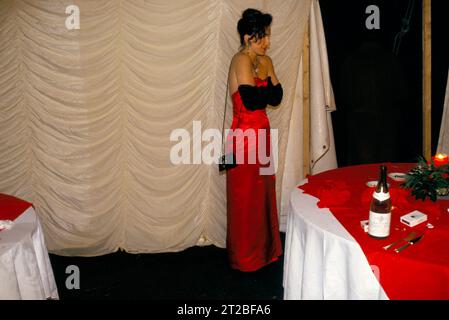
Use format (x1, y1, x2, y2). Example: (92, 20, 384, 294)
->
(388, 172, 406, 181)
(366, 180, 390, 188)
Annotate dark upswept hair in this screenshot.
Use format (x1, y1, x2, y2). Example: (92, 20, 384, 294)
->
(237, 8, 272, 46)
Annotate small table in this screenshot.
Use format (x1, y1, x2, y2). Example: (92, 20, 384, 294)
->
(0, 206, 59, 299)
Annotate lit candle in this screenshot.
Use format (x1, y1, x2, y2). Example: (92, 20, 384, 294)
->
(432, 153, 449, 167)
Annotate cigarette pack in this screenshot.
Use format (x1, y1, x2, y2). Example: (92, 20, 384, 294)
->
(400, 211, 427, 227)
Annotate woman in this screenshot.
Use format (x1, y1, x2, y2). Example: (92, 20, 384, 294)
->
(226, 8, 283, 272)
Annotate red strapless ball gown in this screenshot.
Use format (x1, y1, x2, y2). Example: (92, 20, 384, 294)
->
(226, 77, 282, 272)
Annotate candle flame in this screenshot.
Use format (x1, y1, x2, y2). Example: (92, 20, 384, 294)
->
(435, 153, 448, 160)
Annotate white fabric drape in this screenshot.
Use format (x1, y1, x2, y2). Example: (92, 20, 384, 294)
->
(308, 0, 337, 174)
(0, 0, 324, 256)
(437, 68, 449, 154)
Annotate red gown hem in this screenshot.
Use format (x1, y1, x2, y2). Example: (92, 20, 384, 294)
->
(230, 254, 282, 272)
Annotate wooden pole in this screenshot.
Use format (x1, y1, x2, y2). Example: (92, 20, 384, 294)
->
(303, 23, 310, 176)
(423, 0, 432, 159)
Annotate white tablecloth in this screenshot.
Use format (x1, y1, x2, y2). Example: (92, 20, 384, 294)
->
(283, 182, 389, 300)
(0, 207, 59, 300)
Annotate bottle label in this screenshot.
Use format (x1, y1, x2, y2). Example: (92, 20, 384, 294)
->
(373, 191, 390, 201)
(368, 211, 391, 238)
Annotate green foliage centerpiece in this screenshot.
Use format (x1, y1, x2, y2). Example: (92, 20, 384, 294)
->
(402, 156, 449, 202)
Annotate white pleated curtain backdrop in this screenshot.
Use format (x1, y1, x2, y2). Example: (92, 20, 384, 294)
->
(0, 0, 311, 256)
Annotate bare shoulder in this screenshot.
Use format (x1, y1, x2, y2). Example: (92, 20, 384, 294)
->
(230, 52, 255, 86)
(231, 52, 252, 68)
(231, 53, 253, 76)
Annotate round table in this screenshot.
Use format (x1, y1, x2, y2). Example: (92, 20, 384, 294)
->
(283, 162, 449, 300)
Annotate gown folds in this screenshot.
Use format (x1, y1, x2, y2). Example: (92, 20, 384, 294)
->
(226, 77, 282, 272)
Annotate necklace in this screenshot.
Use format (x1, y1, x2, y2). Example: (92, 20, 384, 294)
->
(241, 49, 259, 76)
(251, 57, 259, 76)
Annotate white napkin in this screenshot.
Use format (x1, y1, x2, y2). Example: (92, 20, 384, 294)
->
(0, 220, 14, 231)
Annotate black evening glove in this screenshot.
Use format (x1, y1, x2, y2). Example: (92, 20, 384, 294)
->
(238, 77, 283, 111)
(238, 84, 270, 110)
(266, 77, 283, 106)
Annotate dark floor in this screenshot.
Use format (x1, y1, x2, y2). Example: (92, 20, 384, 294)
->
(49, 233, 285, 300)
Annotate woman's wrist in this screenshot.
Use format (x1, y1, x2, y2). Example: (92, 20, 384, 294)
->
(268, 71, 279, 85)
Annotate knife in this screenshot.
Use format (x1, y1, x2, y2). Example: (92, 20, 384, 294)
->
(383, 231, 417, 251)
(394, 234, 424, 253)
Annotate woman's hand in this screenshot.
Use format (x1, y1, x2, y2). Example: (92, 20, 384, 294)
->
(259, 56, 279, 85)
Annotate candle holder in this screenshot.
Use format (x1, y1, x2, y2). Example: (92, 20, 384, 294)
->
(432, 153, 449, 167)
(402, 156, 449, 201)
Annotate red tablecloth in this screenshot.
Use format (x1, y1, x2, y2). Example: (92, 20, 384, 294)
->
(0, 193, 32, 222)
(299, 163, 449, 300)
